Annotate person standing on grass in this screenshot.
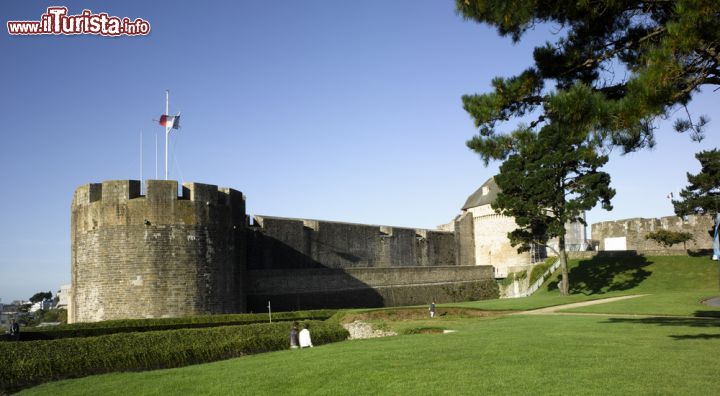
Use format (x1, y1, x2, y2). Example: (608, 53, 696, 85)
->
(299, 322, 313, 348)
(289, 321, 300, 349)
(9, 319, 20, 341)
(429, 301, 436, 318)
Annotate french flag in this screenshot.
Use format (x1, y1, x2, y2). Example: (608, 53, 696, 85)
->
(159, 114, 180, 129)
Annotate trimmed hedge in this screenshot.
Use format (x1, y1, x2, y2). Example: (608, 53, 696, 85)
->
(0, 320, 348, 393)
(7, 310, 335, 341)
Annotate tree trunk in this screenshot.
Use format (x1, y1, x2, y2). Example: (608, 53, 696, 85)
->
(559, 234, 569, 296)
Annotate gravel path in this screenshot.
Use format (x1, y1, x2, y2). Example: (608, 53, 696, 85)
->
(517, 294, 649, 315)
(343, 320, 397, 340)
(703, 296, 720, 307)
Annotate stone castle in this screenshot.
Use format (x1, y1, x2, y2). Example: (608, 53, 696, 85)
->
(70, 179, 501, 323)
(69, 178, 713, 323)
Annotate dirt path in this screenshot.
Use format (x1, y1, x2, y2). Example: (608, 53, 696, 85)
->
(517, 294, 649, 315)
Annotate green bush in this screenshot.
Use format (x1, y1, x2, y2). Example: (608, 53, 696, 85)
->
(12, 310, 335, 341)
(645, 229, 694, 248)
(498, 270, 528, 286)
(0, 320, 348, 393)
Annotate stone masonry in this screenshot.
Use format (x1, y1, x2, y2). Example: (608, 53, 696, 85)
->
(592, 214, 714, 251)
(70, 180, 498, 322)
(70, 180, 246, 323)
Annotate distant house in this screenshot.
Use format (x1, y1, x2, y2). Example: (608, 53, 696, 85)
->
(29, 299, 53, 313)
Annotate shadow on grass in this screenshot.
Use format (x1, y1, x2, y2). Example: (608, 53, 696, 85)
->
(687, 249, 714, 257)
(548, 252, 652, 295)
(694, 310, 720, 318)
(670, 334, 720, 340)
(603, 316, 720, 341)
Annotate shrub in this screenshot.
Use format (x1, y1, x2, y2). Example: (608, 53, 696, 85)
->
(645, 229, 694, 248)
(498, 270, 528, 286)
(0, 320, 348, 393)
(11, 310, 335, 341)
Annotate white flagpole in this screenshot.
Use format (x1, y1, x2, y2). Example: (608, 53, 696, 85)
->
(140, 130, 143, 193)
(165, 90, 170, 180)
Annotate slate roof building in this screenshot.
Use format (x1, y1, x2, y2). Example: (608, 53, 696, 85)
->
(447, 177, 587, 278)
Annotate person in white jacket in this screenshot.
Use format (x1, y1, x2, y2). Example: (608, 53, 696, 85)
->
(299, 323, 313, 348)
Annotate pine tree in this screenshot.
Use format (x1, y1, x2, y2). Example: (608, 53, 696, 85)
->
(457, 0, 720, 162)
(673, 149, 720, 217)
(456, 1, 718, 293)
(492, 88, 615, 296)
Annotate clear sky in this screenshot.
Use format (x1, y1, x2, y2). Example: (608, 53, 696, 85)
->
(1, 1, 718, 303)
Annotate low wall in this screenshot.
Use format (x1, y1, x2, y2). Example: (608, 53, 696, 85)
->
(567, 249, 713, 259)
(246, 266, 498, 311)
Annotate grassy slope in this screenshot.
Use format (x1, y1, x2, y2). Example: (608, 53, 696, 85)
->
(450, 255, 720, 316)
(21, 314, 719, 395)
(556, 255, 720, 316)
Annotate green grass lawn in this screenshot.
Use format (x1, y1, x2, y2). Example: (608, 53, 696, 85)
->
(450, 255, 720, 316)
(16, 254, 720, 395)
(21, 313, 720, 395)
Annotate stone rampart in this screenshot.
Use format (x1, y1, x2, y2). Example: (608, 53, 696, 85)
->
(248, 215, 455, 269)
(592, 215, 714, 251)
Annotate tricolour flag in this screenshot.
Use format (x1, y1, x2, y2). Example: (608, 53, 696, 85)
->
(159, 114, 180, 129)
(666, 192, 674, 199)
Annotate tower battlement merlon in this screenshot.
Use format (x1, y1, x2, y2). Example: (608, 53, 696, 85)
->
(145, 180, 178, 203)
(72, 183, 103, 206)
(102, 180, 141, 202)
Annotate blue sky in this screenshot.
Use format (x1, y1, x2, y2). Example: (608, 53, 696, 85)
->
(1, 1, 718, 303)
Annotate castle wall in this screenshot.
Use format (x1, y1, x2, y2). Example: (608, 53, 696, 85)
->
(70, 181, 500, 321)
(468, 205, 532, 277)
(70, 180, 246, 323)
(247, 266, 498, 311)
(453, 213, 476, 266)
(243, 215, 496, 310)
(248, 215, 455, 269)
(592, 215, 714, 251)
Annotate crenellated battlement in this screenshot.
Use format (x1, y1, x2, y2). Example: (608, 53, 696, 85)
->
(72, 180, 245, 208)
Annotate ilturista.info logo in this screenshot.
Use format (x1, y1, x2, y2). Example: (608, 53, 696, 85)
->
(7, 7, 151, 36)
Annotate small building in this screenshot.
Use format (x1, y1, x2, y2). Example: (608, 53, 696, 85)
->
(29, 299, 53, 313)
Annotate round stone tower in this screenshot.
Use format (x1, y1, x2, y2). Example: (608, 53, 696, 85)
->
(69, 180, 247, 323)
